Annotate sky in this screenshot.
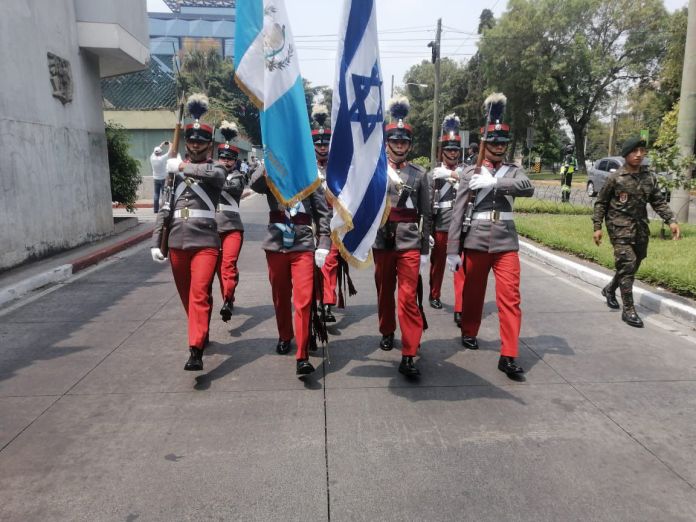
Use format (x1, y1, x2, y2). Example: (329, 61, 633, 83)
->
(146, 0, 689, 90)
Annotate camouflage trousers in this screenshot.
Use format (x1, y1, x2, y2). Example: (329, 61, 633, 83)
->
(606, 241, 648, 309)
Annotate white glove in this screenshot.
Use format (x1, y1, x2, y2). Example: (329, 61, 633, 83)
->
(429, 235, 435, 249)
(166, 156, 183, 174)
(432, 166, 452, 180)
(315, 248, 329, 269)
(469, 172, 497, 191)
(151, 247, 167, 263)
(447, 254, 461, 272)
(419, 254, 429, 276)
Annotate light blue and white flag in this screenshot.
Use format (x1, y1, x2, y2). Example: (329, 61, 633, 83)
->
(234, 1, 319, 205)
(326, 0, 388, 266)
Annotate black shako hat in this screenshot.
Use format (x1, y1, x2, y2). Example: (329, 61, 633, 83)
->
(621, 136, 647, 158)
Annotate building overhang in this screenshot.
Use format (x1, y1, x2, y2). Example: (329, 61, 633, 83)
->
(77, 22, 150, 78)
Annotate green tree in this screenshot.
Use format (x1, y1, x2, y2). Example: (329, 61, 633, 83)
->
(648, 101, 696, 190)
(401, 58, 469, 159)
(480, 0, 669, 173)
(106, 122, 141, 212)
(177, 49, 261, 145)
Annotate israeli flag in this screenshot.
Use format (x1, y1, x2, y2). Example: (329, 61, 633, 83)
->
(326, 0, 388, 266)
(234, 1, 319, 205)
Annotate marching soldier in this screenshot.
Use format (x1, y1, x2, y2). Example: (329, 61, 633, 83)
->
(560, 144, 577, 203)
(446, 93, 534, 380)
(151, 94, 225, 372)
(592, 136, 680, 327)
(428, 113, 464, 312)
(250, 165, 331, 377)
(312, 103, 339, 322)
(215, 120, 247, 322)
(373, 96, 432, 377)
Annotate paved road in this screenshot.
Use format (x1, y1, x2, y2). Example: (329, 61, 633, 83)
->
(2, 193, 696, 521)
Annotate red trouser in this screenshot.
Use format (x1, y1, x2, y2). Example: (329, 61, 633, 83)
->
(265, 250, 314, 361)
(373, 248, 423, 357)
(460, 249, 521, 357)
(217, 230, 244, 302)
(169, 248, 219, 349)
(428, 231, 448, 300)
(454, 256, 465, 313)
(320, 244, 340, 305)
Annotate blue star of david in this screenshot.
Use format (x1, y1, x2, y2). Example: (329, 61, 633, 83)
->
(347, 61, 383, 143)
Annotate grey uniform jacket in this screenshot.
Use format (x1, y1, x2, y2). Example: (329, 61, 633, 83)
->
(373, 162, 432, 255)
(250, 166, 331, 253)
(429, 163, 463, 232)
(446, 163, 534, 255)
(216, 168, 247, 233)
(152, 162, 226, 250)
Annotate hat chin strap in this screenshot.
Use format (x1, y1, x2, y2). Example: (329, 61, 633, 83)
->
(387, 142, 410, 164)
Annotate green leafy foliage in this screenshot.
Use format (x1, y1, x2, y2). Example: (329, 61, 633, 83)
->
(479, 0, 669, 173)
(177, 49, 261, 145)
(106, 121, 141, 212)
(516, 214, 696, 298)
(410, 156, 431, 170)
(648, 101, 696, 191)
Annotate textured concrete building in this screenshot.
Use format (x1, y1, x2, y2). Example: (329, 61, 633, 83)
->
(0, 0, 149, 270)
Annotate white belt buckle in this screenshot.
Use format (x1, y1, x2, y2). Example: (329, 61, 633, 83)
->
(492, 209, 500, 223)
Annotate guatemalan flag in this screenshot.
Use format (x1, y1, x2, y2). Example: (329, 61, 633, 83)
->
(326, 0, 388, 266)
(234, 1, 319, 205)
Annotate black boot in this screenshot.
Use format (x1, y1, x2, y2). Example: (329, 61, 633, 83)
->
(324, 304, 336, 323)
(429, 298, 443, 309)
(461, 335, 479, 349)
(184, 347, 204, 371)
(622, 308, 644, 328)
(498, 356, 525, 380)
(296, 359, 315, 376)
(379, 333, 394, 351)
(219, 300, 233, 322)
(601, 286, 620, 309)
(398, 356, 420, 377)
(276, 339, 292, 355)
(453, 312, 462, 327)
(620, 288, 644, 328)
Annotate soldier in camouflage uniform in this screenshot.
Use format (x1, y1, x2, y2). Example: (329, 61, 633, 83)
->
(592, 137, 680, 328)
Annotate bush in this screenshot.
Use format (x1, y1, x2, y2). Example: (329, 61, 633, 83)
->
(514, 198, 593, 215)
(106, 121, 140, 212)
(410, 156, 431, 171)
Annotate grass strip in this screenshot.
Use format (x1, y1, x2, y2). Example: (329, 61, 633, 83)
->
(514, 213, 696, 299)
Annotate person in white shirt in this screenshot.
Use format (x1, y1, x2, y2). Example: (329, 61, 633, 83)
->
(150, 141, 170, 213)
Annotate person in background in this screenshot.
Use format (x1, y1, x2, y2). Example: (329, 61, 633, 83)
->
(592, 136, 680, 328)
(215, 120, 247, 323)
(150, 141, 170, 213)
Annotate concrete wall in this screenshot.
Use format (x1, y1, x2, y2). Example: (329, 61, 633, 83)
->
(0, 0, 146, 270)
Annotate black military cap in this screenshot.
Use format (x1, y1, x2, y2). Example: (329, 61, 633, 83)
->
(621, 136, 647, 157)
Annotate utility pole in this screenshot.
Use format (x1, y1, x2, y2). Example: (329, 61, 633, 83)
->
(607, 97, 619, 156)
(429, 18, 442, 169)
(390, 74, 394, 98)
(671, 0, 696, 223)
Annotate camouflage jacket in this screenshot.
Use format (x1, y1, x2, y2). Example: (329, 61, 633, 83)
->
(592, 166, 676, 244)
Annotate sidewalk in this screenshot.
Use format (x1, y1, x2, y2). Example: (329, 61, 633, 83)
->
(0, 206, 155, 308)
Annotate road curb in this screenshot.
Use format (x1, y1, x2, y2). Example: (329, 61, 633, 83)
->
(520, 240, 696, 327)
(0, 226, 154, 308)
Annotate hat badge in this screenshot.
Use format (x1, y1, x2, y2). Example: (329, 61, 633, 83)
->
(193, 122, 200, 129)
(224, 144, 229, 149)
(397, 119, 404, 129)
(495, 123, 502, 131)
